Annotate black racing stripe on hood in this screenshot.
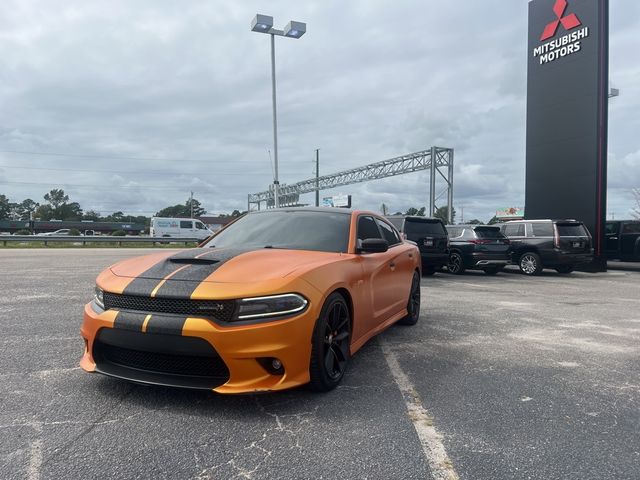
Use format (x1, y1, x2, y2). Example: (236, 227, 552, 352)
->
(144, 314, 188, 336)
(152, 247, 256, 298)
(113, 311, 148, 332)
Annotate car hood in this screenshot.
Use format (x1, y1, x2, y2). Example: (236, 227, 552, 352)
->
(109, 247, 343, 285)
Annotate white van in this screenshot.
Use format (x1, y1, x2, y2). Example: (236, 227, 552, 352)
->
(150, 217, 214, 240)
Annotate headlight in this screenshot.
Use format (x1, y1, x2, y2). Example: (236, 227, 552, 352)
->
(94, 287, 105, 309)
(235, 293, 308, 320)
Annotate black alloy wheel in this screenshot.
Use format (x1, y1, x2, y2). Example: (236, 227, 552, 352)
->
(399, 271, 421, 326)
(447, 252, 465, 274)
(519, 252, 543, 275)
(309, 293, 351, 392)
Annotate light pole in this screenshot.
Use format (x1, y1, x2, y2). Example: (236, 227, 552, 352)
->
(251, 14, 306, 208)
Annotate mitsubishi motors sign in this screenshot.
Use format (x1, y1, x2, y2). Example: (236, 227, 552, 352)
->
(525, 0, 609, 271)
(532, 0, 590, 65)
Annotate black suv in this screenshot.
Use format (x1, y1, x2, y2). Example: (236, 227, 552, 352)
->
(445, 225, 511, 275)
(606, 220, 640, 261)
(387, 216, 448, 275)
(500, 219, 593, 275)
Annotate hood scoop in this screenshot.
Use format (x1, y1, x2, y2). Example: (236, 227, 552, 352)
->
(169, 258, 220, 265)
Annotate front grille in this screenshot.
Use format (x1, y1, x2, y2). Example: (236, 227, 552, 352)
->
(103, 292, 235, 322)
(95, 342, 229, 378)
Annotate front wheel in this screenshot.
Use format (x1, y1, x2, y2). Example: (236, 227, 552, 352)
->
(398, 272, 421, 326)
(448, 252, 465, 274)
(309, 293, 351, 392)
(519, 252, 542, 275)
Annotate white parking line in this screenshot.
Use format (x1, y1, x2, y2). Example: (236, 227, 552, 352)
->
(381, 339, 459, 480)
(27, 422, 43, 480)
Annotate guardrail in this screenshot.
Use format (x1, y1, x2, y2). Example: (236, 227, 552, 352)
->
(1, 235, 202, 247)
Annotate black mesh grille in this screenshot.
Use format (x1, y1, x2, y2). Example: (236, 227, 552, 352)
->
(94, 342, 230, 379)
(103, 292, 235, 322)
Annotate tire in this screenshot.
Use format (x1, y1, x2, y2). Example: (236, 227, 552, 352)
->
(309, 293, 351, 392)
(398, 271, 421, 326)
(423, 266, 436, 276)
(483, 266, 500, 275)
(555, 265, 574, 274)
(519, 252, 542, 275)
(447, 252, 465, 274)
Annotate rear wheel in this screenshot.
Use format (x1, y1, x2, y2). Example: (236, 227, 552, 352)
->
(519, 252, 542, 275)
(447, 252, 465, 274)
(309, 293, 351, 392)
(398, 272, 421, 326)
(555, 265, 574, 274)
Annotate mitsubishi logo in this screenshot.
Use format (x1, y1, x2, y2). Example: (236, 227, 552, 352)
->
(540, 0, 582, 41)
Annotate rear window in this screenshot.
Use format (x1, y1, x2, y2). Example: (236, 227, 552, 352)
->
(531, 223, 554, 236)
(556, 223, 588, 237)
(474, 227, 503, 239)
(447, 227, 463, 237)
(404, 219, 446, 235)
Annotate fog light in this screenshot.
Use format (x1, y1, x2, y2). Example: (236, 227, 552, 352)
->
(257, 357, 284, 375)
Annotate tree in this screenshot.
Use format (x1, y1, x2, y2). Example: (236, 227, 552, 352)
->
(15, 199, 40, 221)
(231, 210, 244, 218)
(44, 189, 69, 209)
(467, 219, 484, 225)
(57, 202, 83, 220)
(405, 207, 426, 216)
(186, 198, 206, 217)
(632, 188, 640, 220)
(34, 204, 53, 220)
(0, 194, 10, 219)
(155, 204, 188, 218)
(434, 206, 456, 224)
(83, 210, 102, 221)
(487, 216, 500, 225)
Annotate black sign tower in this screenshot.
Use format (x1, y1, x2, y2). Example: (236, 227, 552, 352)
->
(525, 0, 609, 270)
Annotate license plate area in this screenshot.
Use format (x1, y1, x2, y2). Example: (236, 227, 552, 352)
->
(423, 238, 434, 247)
(572, 241, 582, 248)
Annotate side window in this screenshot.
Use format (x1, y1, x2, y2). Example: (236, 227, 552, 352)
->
(531, 223, 553, 237)
(357, 216, 382, 241)
(605, 223, 617, 235)
(195, 222, 206, 230)
(622, 223, 640, 234)
(504, 224, 524, 237)
(180, 221, 193, 229)
(376, 219, 401, 246)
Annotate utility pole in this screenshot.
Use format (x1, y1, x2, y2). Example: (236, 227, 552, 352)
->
(460, 205, 464, 224)
(315, 149, 320, 207)
(190, 191, 194, 218)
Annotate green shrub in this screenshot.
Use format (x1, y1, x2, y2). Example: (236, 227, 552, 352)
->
(15, 229, 31, 235)
(68, 228, 81, 236)
(111, 230, 126, 237)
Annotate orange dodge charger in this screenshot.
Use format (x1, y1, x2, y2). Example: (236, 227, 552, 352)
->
(80, 208, 421, 393)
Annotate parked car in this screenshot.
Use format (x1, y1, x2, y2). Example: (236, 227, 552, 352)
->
(605, 220, 640, 261)
(500, 219, 593, 275)
(387, 216, 449, 275)
(445, 225, 511, 274)
(38, 229, 72, 236)
(81, 208, 421, 393)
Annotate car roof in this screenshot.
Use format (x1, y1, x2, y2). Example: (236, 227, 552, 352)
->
(502, 219, 582, 223)
(249, 207, 353, 216)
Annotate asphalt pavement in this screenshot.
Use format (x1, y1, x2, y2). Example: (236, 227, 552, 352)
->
(0, 249, 638, 479)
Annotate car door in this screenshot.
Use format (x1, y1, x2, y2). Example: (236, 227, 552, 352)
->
(179, 220, 194, 239)
(605, 222, 620, 257)
(355, 215, 398, 337)
(375, 217, 414, 307)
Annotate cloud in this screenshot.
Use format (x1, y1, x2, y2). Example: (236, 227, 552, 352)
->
(0, 0, 637, 224)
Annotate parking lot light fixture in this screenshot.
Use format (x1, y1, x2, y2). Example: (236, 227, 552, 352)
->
(251, 14, 307, 208)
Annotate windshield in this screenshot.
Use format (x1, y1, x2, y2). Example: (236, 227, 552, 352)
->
(404, 219, 445, 235)
(203, 210, 351, 253)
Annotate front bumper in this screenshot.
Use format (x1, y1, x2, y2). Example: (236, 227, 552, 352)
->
(80, 300, 318, 394)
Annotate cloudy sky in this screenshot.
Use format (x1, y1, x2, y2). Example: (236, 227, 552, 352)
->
(0, 0, 638, 222)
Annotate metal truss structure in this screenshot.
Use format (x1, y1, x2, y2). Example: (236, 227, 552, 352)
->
(247, 146, 454, 222)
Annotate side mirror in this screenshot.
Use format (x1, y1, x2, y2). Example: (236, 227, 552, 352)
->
(358, 238, 389, 253)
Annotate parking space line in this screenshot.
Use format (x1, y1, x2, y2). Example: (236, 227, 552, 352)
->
(381, 339, 459, 480)
(27, 421, 43, 480)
